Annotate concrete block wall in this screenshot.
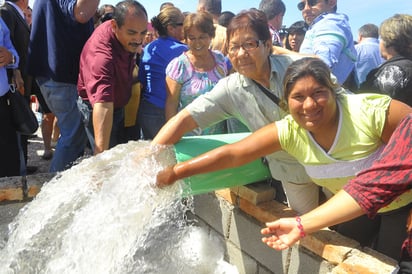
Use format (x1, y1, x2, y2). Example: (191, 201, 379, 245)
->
(0, 176, 399, 274)
(193, 187, 398, 274)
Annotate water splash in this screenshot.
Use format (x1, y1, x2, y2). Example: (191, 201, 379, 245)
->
(0, 141, 238, 274)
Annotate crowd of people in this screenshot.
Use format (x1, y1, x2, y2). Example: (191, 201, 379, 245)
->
(0, 0, 411, 272)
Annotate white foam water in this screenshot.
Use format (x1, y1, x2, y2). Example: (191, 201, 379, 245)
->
(0, 141, 238, 274)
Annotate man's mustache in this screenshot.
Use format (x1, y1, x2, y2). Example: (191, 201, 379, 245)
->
(129, 42, 142, 47)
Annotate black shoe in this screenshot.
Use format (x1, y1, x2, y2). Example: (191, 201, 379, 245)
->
(41, 151, 53, 160)
(26, 166, 38, 175)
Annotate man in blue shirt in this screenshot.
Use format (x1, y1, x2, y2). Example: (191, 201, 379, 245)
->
(0, 17, 20, 177)
(355, 24, 384, 86)
(298, 0, 356, 87)
(27, 0, 100, 172)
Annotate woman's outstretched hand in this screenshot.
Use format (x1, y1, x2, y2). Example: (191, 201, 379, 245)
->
(261, 218, 302, 250)
(156, 165, 178, 188)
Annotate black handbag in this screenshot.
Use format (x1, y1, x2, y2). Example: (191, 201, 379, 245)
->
(7, 84, 39, 135)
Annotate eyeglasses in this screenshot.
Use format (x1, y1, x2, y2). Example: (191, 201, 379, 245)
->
(173, 22, 184, 26)
(228, 40, 263, 55)
(297, 0, 320, 11)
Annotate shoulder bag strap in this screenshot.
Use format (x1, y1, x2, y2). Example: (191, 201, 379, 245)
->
(252, 80, 281, 106)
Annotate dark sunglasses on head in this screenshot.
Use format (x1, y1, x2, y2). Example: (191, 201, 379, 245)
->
(297, 0, 319, 11)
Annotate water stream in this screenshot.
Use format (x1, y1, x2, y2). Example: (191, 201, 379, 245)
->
(0, 141, 238, 274)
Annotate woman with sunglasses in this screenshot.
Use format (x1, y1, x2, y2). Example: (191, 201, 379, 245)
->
(297, 0, 357, 89)
(137, 6, 188, 140)
(153, 9, 320, 215)
(156, 57, 412, 261)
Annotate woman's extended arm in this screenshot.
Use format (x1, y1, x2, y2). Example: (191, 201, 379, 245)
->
(156, 122, 282, 187)
(261, 189, 365, 250)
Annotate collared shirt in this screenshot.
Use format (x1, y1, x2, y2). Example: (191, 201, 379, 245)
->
(0, 17, 18, 96)
(5, 1, 24, 19)
(186, 54, 312, 184)
(355, 37, 384, 84)
(300, 12, 356, 84)
(269, 24, 282, 47)
(78, 21, 135, 109)
(27, 0, 93, 84)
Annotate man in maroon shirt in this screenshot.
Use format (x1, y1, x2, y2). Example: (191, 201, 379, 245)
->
(262, 113, 412, 273)
(78, 0, 148, 154)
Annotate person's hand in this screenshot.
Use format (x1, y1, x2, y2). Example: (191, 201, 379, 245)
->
(0, 47, 13, 67)
(156, 165, 178, 188)
(261, 218, 302, 250)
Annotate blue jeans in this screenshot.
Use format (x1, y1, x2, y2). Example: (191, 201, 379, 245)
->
(137, 99, 165, 140)
(37, 78, 87, 172)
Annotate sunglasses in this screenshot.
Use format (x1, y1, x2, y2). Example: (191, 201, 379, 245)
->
(297, 0, 320, 11)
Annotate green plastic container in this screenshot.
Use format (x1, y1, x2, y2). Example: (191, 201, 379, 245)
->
(173, 133, 272, 195)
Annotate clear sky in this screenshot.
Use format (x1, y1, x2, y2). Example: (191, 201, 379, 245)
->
(28, 0, 412, 40)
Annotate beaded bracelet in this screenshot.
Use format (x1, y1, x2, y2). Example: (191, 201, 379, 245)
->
(296, 216, 306, 238)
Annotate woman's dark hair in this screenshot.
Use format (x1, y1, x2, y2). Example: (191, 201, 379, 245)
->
(151, 6, 183, 37)
(287, 20, 307, 35)
(284, 20, 307, 51)
(113, 0, 147, 28)
(183, 11, 215, 40)
(283, 58, 339, 102)
(218, 11, 235, 28)
(226, 8, 271, 45)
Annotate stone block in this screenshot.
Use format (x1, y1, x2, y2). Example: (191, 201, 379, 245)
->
(225, 240, 258, 274)
(288, 245, 335, 274)
(228, 207, 287, 273)
(300, 229, 360, 264)
(331, 249, 397, 274)
(230, 181, 275, 205)
(194, 192, 233, 237)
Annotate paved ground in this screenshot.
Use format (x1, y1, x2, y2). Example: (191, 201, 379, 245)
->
(0, 129, 50, 244)
(27, 128, 53, 175)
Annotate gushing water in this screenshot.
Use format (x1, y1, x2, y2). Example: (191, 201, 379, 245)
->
(0, 141, 238, 274)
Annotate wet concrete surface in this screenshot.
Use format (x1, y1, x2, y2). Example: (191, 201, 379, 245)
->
(0, 202, 25, 247)
(0, 129, 51, 245)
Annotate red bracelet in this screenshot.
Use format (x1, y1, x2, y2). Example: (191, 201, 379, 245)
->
(296, 216, 306, 238)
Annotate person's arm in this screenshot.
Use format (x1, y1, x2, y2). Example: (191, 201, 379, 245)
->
(309, 31, 348, 70)
(152, 109, 199, 145)
(0, 19, 18, 69)
(272, 46, 317, 58)
(93, 102, 113, 155)
(261, 189, 365, 250)
(380, 99, 412, 143)
(73, 0, 100, 24)
(165, 76, 182, 121)
(156, 122, 282, 187)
